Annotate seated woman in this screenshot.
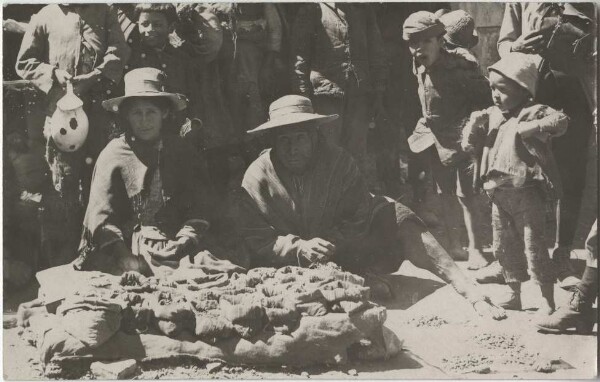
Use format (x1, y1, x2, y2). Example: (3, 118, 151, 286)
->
(73, 68, 241, 276)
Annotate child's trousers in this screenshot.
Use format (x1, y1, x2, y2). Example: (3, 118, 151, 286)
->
(488, 186, 556, 284)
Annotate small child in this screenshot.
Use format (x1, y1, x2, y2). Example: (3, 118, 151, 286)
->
(402, 11, 492, 269)
(462, 52, 568, 315)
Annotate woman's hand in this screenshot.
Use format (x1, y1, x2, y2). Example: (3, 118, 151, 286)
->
(148, 236, 195, 262)
(511, 30, 546, 54)
(298, 238, 336, 264)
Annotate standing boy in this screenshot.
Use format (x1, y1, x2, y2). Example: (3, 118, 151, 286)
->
(402, 11, 492, 269)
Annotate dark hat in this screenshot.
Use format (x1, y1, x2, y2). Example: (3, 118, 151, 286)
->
(103, 67, 188, 112)
(402, 11, 446, 42)
(247, 95, 338, 134)
(439, 10, 479, 49)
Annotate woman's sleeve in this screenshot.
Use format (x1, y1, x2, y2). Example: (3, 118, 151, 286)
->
(175, 144, 211, 246)
(498, 3, 522, 58)
(79, 150, 127, 252)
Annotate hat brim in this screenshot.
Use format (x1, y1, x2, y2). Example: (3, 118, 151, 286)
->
(102, 91, 188, 112)
(445, 33, 479, 49)
(247, 113, 339, 134)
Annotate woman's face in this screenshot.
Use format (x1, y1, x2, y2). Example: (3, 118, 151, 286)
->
(125, 98, 168, 142)
(274, 126, 318, 174)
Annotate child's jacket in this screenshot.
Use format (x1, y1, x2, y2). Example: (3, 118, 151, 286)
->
(463, 102, 568, 198)
(409, 49, 492, 165)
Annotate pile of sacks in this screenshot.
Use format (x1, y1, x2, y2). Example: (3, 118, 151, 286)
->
(18, 262, 401, 374)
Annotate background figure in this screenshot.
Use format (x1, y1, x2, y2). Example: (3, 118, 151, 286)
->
(16, 4, 130, 267)
(497, 3, 597, 286)
(291, 3, 388, 182)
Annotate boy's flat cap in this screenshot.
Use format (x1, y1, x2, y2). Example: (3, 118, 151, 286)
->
(403, 11, 446, 42)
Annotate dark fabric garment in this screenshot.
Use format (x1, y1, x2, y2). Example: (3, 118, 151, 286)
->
(576, 266, 598, 300)
(489, 186, 556, 284)
(240, 137, 417, 271)
(411, 49, 492, 164)
(16, 4, 130, 116)
(291, 3, 387, 98)
(311, 81, 371, 174)
(74, 133, 211, 271)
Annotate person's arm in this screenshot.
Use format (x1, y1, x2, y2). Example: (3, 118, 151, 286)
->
(497, 3, 522, 57)
(239, 190, 303, 267)
(461, 108, 492, 154)
(517, 106, 569, 140)
(95, 6, 131, 84)
(265, 3, 283, 53)
(15, 13, 55, 93)
(290, 4, 317, 97)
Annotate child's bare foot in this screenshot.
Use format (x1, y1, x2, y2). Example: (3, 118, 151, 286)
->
(467, 248, 490, 270)
(496, 291, 522, 310)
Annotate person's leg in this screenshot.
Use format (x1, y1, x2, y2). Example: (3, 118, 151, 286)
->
(512, 187, 556, 314)
(489, 191, 528, 310)
(396, 218, 506, 320)
(537, 220, 597, 333)
(456, 160, 488, 269)
(429, 150, 465, 259)
(549, 75, 593, 282)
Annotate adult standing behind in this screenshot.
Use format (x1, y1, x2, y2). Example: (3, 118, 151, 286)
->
(16, 4, 130, 267)
(291, 3, 387, 177)
(239, 95, 506, 321)
(476, 3, 597, 288)
(74, 68, 242, 277)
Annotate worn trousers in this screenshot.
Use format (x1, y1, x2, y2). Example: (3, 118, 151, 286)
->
(489, 186, 556, 284)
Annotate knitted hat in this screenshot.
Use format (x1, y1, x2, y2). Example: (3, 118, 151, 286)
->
(402, 11, 446, 42)
(438, 10, 479, 49)
(488, 53, 542, 97)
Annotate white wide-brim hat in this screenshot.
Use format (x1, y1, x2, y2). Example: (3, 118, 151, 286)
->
(102, 67, 188, 112)
(247, 95, 338, 134)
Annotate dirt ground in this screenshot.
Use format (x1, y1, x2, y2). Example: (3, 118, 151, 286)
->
(3, 139, 598, 379)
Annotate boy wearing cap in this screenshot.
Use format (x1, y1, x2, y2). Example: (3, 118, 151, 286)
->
(402, 11, 492, 269)
(462, 52, 568, 314)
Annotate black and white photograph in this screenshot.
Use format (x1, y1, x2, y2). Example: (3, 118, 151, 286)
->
(2, 1, 598, 379)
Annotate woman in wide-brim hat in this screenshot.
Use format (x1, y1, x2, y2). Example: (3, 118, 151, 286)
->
(74, 67, 243, 277)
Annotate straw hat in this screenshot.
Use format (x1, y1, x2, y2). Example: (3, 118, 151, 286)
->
(247, 95, 338, 134)
(102, 67, 188, 112)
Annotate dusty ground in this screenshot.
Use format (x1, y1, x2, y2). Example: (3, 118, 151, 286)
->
(3, 257, 597, 380)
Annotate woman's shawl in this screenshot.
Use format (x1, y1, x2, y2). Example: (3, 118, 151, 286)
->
(74, 134, 210, 270)
(240, 139, 386, 267)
